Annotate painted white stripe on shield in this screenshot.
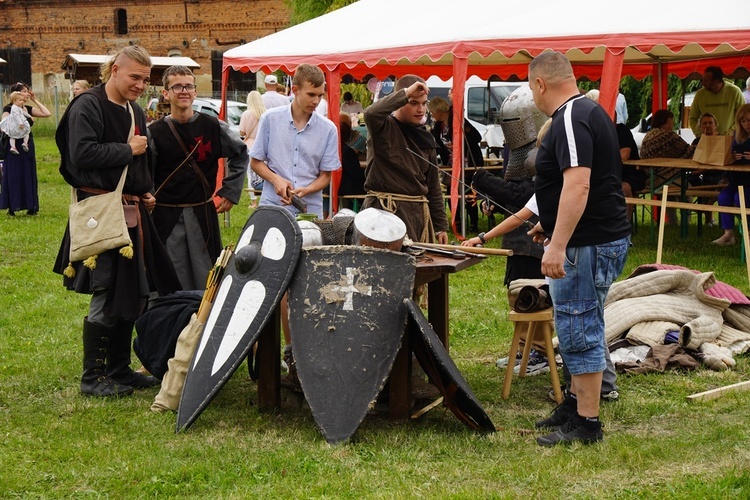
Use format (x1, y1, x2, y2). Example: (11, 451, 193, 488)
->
(211, 280, 266, 376)
(261, 227, 286, 260)
(236, 225, 255, 251)
(193, 275, 233, 367)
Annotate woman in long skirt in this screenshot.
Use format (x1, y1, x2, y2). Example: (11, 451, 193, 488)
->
(0, 82, 51, 216)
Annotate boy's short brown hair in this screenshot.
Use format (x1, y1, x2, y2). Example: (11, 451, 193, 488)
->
(292, 64, 325, 88)
(395, 74, 425, 92)
(162, 65, 195, 88)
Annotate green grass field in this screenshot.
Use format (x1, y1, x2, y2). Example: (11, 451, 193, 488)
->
(1, 122, 749, 498)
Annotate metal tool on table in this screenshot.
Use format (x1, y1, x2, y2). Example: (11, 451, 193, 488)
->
(406, 240, 513, 257)
(408, 244, 471, 260)
(287, 187, 307, 213)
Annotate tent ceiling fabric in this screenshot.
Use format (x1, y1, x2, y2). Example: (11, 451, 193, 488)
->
(224, 0, 750, 80)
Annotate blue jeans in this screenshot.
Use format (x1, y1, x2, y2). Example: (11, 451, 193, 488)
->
(718, 184, 750, 230)
(549, 237, 629, 375)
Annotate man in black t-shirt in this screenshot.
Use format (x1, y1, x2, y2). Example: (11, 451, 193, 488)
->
(528, 51, 631, 446)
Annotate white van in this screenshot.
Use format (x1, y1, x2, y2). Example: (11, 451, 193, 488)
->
(426, 76, 523, 152)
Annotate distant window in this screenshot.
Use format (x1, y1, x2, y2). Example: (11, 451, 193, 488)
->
(115, 9, 128, 35)
(467, 85, 520, 125)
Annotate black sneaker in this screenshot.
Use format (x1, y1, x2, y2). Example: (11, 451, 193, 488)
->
(513, 351, 550, 376)
(537, 415, 603, 446)
(547, 386, 619, 402)
(535, 399, 576, 429)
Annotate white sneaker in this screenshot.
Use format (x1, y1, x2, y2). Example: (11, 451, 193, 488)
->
(513, 352, 550, 376)
(496, 351, 522, 369)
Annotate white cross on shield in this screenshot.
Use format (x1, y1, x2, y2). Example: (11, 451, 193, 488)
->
(331, 267, 372, 311)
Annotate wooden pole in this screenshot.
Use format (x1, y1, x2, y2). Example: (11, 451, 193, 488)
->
(414, 242, 513, 256)
(656, 185, 668, 264)
(739, 186, 750, 287)
(686, 380, 750, 402)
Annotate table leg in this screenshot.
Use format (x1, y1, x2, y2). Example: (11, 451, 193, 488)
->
(257, 307, 281, 411)
(650, 168, 656, 241)
(428, 274, 449, 350)
(389, 331, 412, 419)
(680, 171, 689, 238)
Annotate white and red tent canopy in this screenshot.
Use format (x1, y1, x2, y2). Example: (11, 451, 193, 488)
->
(222, 0, 750, 220)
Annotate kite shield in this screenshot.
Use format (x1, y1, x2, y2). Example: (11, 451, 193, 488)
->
(288, 246, 416, 443)
(177, 206, 302, 432)
(406, 299, 495, 432)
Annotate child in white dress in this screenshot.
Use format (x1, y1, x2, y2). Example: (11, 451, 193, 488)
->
(0, 92, 32, 155)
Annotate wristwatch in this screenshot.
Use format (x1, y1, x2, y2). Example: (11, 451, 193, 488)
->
(478, 232, 487, 244)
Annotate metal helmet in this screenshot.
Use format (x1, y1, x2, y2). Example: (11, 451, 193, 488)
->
(498, 85, 548, 151)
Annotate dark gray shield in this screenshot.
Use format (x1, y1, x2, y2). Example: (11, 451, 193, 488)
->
(406, 299, 495, 432)
(177, 206, 302, 431)
(288, 246, 416, 443)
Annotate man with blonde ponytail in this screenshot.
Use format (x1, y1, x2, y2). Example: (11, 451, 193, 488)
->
(54, 46, 180, 398)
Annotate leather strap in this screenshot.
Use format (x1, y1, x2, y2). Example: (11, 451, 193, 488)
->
(71, 103, 135, 205)
(158, 116, 212, 194)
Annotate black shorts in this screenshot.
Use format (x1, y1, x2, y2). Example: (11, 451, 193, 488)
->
(504, 255, 544, 287)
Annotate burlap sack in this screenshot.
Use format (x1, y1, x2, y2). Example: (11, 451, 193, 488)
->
(151, 313, 205, 413)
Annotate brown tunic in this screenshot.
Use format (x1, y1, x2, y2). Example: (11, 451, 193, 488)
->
(362, 89, 449, 242)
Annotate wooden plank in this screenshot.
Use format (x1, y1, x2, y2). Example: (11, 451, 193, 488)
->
(625, 197, 746, 215)
(739, 186, 750, 287)
(411, 397, 444, 419)
(624, 158, 750, 173)
(683, 189, 723, 197)
(656, 185, 669, 264)
(686, 380, 750, 402)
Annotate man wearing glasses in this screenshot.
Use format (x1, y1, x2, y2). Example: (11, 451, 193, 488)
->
(149, 65, 247, 290)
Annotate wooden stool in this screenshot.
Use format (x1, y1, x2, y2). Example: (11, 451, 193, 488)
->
(502, 308, 563, 404)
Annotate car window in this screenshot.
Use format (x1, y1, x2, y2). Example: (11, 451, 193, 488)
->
(193, 104, 219, 118)
(226, 105, 247, 126)
(467, 86, 520, 125)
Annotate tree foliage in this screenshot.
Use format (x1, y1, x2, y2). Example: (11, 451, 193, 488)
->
(286, 0, 359, 26)
(341, 83, 372, 109)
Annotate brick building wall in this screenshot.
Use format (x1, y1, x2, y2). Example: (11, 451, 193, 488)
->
(0, 0, 289, 95)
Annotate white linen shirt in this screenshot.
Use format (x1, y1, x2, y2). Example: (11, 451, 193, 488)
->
(249, 104, 340, 218)
(262, 91, 292, 110)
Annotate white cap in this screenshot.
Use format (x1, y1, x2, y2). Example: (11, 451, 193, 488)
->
(264, 75, 278, 85)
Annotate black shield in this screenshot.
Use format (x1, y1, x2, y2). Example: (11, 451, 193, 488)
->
(177, 206, 303, 431)
(406, 299, 495, 432)
(288, 246, 416, 443)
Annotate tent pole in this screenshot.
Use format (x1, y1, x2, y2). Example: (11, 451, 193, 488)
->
(451, 57, 469, 239)
(326, 66, 342, 215)
(600, 49, 624, 121)
(219, 67, 231, 227)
